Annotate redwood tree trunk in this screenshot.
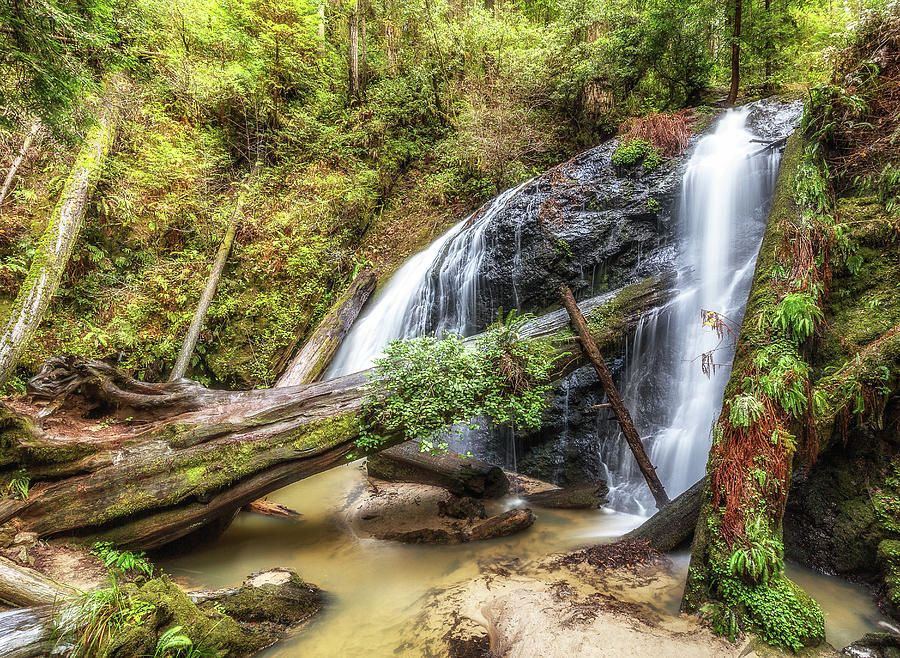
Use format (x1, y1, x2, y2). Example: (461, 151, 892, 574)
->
(349, 0, 360, 101)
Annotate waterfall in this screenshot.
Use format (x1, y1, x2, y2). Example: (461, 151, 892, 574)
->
(326, 182, 528, 377)
(599, 104, 796, 513)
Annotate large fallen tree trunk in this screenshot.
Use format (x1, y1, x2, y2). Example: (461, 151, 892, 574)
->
(276, 268, 377, 387)
(367, 440, 510, 498)
(0, 273, 675, 550)
(0, 94, 118, 388)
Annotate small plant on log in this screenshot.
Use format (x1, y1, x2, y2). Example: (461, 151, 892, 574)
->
(358, 311, 559, 453)
(4, 468, 30, 500)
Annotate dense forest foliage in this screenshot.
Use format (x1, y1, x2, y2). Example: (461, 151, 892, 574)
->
(0, 0, 871, 390)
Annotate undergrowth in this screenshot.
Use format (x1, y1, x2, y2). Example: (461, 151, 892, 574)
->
(357, 311, 561, 453)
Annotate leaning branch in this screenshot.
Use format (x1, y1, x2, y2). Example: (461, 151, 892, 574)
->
(559, 285, 670, 509)
(169, 166, 256, 381)
(0, 120, 40, 209)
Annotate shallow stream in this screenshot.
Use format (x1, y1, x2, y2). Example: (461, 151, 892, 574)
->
(162, 464, 891, 656)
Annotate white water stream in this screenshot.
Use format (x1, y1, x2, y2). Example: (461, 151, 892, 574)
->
(601, 106, 792, 511)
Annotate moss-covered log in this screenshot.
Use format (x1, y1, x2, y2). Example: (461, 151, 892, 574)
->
(0, 567, 323, 658)
(0, 86, 119, 388)
(0, 273, 674, 550)
(625, 478, 704, 551)
(276, 267, 377, 387)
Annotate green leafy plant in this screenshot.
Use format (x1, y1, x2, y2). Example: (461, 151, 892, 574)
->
(611, 138, 663, 171)
(4, 469, 31, 500)
(61, 576, 156, 657)
(771, 291, 823, 342)
(91, 542, 154, 578)
(358, 311, 559, 452)
(152, 624, 216, 658)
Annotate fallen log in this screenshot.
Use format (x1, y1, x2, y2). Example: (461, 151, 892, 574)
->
(559, 285, 670, 510)
(523, 481, 609, 509)
(276, 268, 377, 387)
(0, 273, 675, 550)
(623, 478, 704, 552)
(0, 555, 77, 607)
(367, 440, 510, 498)
(0, 567, 322, 658)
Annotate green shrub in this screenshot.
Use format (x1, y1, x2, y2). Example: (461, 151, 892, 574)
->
(611, 138, 664, 171)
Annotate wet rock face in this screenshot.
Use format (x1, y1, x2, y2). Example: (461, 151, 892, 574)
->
(473, 139, 684, 327)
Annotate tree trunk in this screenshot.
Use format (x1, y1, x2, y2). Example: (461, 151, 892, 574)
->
(558, 285, 670, 510)
(169, 167, 255, 381)
(360, 0, 368, 97)
(0, 96, 118, 388)
(367, 440, 510, 498)
(318, 0, 326, 51)
(728, 0, 742, 105)
(624, 478, 704, 551)
(349, 0, 359, 101)
(385, 22, 398, 74)
(275, 268, 376, 387)
(2, 274, 675, 550)
(0, 120, 40, 210)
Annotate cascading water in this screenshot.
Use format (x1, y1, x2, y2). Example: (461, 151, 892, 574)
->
(326, 182, 528, 377)
(598, 103, 800, 513)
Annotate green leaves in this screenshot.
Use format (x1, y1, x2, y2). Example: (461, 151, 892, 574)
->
(771, 291, 823, 343)
(91, 541, 155, 578)
(359, 313, 557, 451)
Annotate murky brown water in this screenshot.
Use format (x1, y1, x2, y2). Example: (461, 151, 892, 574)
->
(161, 463, 890, 656)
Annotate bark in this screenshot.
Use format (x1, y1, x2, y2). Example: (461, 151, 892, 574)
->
(1, 274, 675, 550)
(0, 606, 59, 658)
(523, 481, 609, 509)
(624, 478, 704, 552)
(169, 167, 255, 381)
(728, 0, 743, 106)
(0, 98, 118, 388)
(0, 556, 77, 607)
(317, 0, 326, 49)
(0, 120, 40, 210)
(367, 440, 510, 498)
(559, 285, 670, 510)
(349, 0, 360, 100)
(275, 268, 376, 387)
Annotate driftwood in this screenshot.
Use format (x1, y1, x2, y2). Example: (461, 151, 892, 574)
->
(523, 481, 609, 509)
(382, 508, 535, 544)
(624, 478, 704, 551)
(559, 285, 670, 510)
(169, 165, 256, 381)
(276, 268, 377, 387)
(0, 90, 118, 388)
(0, 274, 675, 551)
(243, 499, 302, 521)
(367, 441, 510, 498)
